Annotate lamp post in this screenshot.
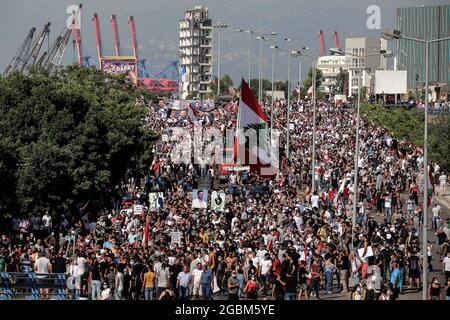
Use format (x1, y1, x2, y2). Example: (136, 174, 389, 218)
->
(296, 51, 319, 192)
(270, 38, 290, 136)
(255, 32, 276, 103)
(331, 47, 393, 250)
(236, 29, 254, 83)
(382, 28, 450, 300)
(177, 53, 183, 99)
(213, 23, 227, 97)
(297, 59, 302, 103)
(271, 46, 302, 158)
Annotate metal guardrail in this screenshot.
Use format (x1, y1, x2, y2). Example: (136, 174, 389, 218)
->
(428, 109, 450, 115)
(0, 272, 71, 300)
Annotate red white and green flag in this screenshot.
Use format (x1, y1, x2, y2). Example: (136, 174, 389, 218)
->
(234, 79, 277, 177)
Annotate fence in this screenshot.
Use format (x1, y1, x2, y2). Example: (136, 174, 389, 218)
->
(0, 272, 72, 300)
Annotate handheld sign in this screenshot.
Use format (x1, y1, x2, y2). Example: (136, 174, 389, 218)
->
(171, 231, 182, 245)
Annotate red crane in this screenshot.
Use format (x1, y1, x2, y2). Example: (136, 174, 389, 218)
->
(111, 14, 121, 56)
(128, 16, 138, 59)
(74, 29, 83, 65)
(92, 13, 103, 65)
(128, 16, 138, 80)
(333, 31, 340, 49)
(319, 30, 325, 56)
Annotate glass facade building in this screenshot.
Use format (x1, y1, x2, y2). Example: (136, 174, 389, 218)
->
(397, 5, 450, 89)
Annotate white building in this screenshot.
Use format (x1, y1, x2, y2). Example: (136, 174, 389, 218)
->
(179, 6, 213, 99)
(316, 55, 348, 93)
(345, 37, 388, 96)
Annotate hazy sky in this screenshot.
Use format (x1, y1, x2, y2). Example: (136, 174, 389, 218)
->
(1, 0, 448, 83)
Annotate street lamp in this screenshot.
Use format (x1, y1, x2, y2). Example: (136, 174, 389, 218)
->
(271, 46, 302, 158)
(296, 47, 309, 103)
(296, 50, 320, 192)
(213, 23, 228, 97)
(270, 38, 291, 136)
(236, 29, 254, 82)
(256, 31, 276, 103)
(176, 53, 183, 99)
(330, 47, 393, 251)
(382, 28, 450, 301)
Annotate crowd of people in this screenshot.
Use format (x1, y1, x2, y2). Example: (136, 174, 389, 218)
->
(0, 94, 449, 301)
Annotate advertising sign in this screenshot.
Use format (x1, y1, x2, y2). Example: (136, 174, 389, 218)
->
(101, 56, 137, 84)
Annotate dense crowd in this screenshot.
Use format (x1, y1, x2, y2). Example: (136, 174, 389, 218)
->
(1, 94, 449, 301)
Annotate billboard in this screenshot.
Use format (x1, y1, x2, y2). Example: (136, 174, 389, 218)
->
(100, 56, 137, 84)
(375, 70, 407, 94)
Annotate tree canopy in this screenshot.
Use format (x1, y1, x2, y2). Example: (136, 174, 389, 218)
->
(361, 104, 450, 172)
(303, 67, 322, 90)
(0, 66, 158, 218)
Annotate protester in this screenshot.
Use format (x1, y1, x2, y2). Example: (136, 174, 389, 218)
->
(0, 96, 448, 302)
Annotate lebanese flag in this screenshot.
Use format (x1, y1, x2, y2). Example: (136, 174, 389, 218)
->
(225, 100, 233, 112)
(231, 100, 239, 114)
(234, 79, 277, 177)
(307, 85, 313, 96)
(143, 220, 150, 245)
(187, 102, 198, 125)
(293, 87, 300, 94)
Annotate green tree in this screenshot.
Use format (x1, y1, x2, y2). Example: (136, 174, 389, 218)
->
(210, 74, 234, 96)
(185, 92, 198, 99)
(361, 104, 450, 172)
(243, 79, 272, 98)
(303, 67, 322, 90)
(0, 66, 157, 218)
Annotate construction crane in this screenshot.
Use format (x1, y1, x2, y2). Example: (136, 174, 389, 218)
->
(74, 29, 83, 65)
(48, 27, 72, 72)
(3, 27, 36, 75)
(36, 52, 47, 66)
(42, 25, 72, 72)
(73, 4, 83, 65)
(23, 22, 51, 70)
(41, 35, 62, 68)
(92, 13, 103, 66)
(128, 16, 138, 59)
(154, 61, 180, 80)
(111, 14, 121, 56)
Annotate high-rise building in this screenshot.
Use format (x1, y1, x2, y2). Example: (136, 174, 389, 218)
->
(345, 37, 388, 96)
(396, 5, 450, 90)
(316, 55, 348, 94)
(179, 6, 213, 99)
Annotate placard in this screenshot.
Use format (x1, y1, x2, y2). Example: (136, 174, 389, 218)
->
(357, 245, 373, 259)
(133, 205, 143, 215)
(171, 231, 182, 245)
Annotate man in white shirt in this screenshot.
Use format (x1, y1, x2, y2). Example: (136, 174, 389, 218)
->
(384, 195, 392, 223)
(431, 204, 441, 231)
(192, 190, 207, 209)
(256, 244, 268, 263)
(42, 211, 52, 235)
(443, 251, 450, 281)
(35, 252, 51, 275)
(191, 263, 203, 299)
(439, 173, 447, 195)
(259, 254, 272, 296)
(35, 252, 52, 298)
(311, 191, 320, 209)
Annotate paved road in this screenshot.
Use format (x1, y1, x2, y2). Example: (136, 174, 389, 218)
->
(210, 192, 450, 301)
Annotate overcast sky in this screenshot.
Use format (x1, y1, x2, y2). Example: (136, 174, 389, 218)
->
(1, 0, 448, 84)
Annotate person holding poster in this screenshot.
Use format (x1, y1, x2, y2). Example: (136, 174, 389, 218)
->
(211, 191, 225, 212)
(149, 193, 164, 210)
(192, 189, 208, 209)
